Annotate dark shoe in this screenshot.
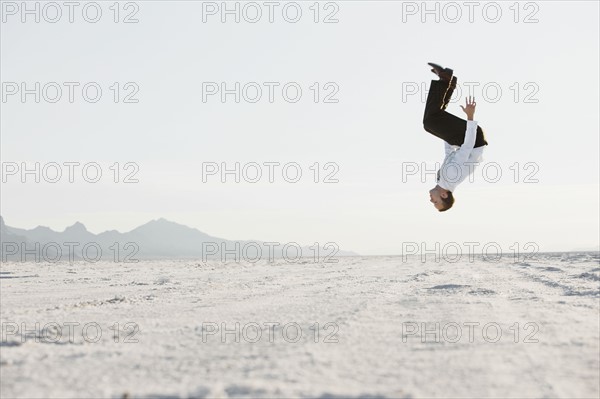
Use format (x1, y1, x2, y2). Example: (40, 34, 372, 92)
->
(428, 62, 453, 81)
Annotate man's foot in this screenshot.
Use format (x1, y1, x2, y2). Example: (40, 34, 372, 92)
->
(428, 62, 453, 81)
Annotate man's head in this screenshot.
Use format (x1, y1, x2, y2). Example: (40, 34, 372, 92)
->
(429, 185, 454, 212)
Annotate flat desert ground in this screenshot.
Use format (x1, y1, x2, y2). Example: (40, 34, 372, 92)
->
(1, 253, 599, 398)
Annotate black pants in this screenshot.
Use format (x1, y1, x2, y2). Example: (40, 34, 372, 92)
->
(423, 79, 488, 148)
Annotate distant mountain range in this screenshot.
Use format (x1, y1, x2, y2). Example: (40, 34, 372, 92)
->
(0, 216, 358, 262)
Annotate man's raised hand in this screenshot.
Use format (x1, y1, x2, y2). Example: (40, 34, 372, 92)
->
(460, 96, 476, 121)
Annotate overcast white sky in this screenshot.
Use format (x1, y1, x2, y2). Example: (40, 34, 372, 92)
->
(1, 0, 599, 254)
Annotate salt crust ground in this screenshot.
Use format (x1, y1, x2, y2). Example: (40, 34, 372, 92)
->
(1, 253, 599, 398)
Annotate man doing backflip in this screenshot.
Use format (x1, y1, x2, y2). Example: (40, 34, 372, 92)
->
(423, 62, 489, 212)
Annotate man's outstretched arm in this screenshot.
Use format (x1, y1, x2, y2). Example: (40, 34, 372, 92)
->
(453, 96, 478, 164)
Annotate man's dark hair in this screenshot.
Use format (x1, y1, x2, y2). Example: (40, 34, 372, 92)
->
(438, 191, 455, 212)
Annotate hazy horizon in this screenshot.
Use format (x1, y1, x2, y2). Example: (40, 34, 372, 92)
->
(2, 214, 599, 254)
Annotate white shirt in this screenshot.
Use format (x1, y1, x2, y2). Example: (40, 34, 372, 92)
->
(437, 120, 485, 192)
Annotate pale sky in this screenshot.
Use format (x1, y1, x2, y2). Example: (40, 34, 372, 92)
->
(1, 0, 599, 255)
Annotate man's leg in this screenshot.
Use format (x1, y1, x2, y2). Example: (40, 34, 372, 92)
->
(426, 112, 488, 147)
(422, 78, 456, 123)
(423, 77, 488, 148)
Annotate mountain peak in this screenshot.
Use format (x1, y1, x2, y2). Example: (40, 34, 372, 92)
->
(138, 218, 188, 230)
(64, 222, 88, 233)
(33, 225, 53, 232)
(131, 218, 213, 238)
